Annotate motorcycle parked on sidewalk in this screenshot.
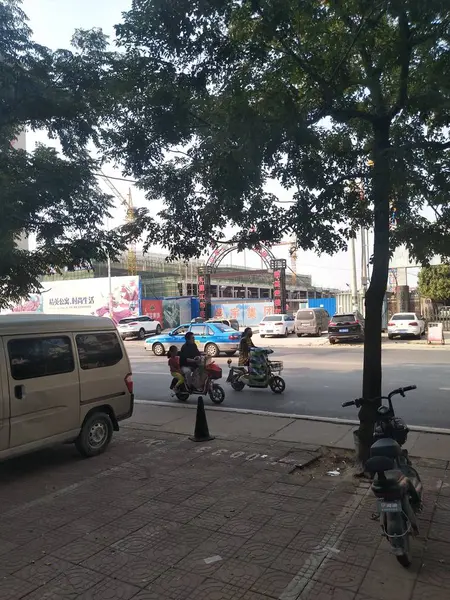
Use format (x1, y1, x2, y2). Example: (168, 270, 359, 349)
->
(170, 356, 225, 404)
(226, 347, 286, 394)
(342, 385, 422, 567)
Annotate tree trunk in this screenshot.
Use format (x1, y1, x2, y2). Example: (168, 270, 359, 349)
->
(357, 122, 391, 467)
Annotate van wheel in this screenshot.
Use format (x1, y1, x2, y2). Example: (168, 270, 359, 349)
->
(316, 328, 322, 337)
(75, 412, 113, 458)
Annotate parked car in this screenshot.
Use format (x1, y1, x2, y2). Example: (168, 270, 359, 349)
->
(118, 316, 162, 340)
(206, 318, 240, 331)
(295, 308, 330, 337)
(328, 312, 365, 344)
(259, 314, 295, 338)
(387, 313, 426, 340)
(0, 314, 133, 461)
(145, 322, 241, 357)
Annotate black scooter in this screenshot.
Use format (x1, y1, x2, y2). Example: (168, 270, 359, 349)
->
(342, 386, 422, 567)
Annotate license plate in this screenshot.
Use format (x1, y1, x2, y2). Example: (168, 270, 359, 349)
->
(339, 328, 349, 333)
(378, 500, 401, 513)
(398, 329, 407, 333)
(266, 330, 273, 333)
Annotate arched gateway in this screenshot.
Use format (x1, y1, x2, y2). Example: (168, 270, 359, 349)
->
(198, 244, 287, 320)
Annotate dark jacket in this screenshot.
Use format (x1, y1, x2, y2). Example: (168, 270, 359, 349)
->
(179, 342, 201, 368)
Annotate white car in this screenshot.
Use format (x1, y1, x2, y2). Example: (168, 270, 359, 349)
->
(388, 313, 426, 340)
(259, 314, 295, 338)
(118, 315, 162, 340)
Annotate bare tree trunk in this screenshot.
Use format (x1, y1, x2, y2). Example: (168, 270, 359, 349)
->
(357, 121, 391, 468)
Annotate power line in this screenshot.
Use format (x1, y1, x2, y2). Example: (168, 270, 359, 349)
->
(95, 173, 137, 184)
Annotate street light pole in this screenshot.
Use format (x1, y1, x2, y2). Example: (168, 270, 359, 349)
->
(350, 236, 359, 311)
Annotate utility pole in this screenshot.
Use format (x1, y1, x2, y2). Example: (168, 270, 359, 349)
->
(350, 236, 359, 311)
(360, 227, 368, 294)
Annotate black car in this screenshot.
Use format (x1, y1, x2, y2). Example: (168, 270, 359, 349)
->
(328, 312, 365, 344)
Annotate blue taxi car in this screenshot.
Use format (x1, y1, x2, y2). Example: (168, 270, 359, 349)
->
(145, 322, 241, 357)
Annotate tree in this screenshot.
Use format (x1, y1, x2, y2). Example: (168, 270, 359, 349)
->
(107, 0, 450, 462)
(0, 0, 127, 307)
(419, 265, 450, 304)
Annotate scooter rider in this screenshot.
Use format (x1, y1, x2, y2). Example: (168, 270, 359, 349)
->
(239, 327, 255, 366)
(179, 331, 201, 389)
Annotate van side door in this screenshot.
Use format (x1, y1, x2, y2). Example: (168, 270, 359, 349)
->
(0, 342, 9, 451)
(4, 334, 80, 449)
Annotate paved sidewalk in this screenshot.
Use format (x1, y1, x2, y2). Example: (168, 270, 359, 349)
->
(0, 406, 450, 600)
(131, 402, 450, 461)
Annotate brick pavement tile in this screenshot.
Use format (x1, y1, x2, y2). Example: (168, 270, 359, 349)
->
(189, 511, 232, 532)
(181, 494, 219, 511)
(288, 527, 332, 554)
(23, 565, 105, 599)
(212, 558, 265, 589)
(358, 572, 415, 600)
(330, 541, 378, 569)
(430, 509, 450, 525)
(239, 593, 273, 600)
(265, 482, 299, 497)
(269, 547, 309, 575)
(436, 495, 450, 511)
(313, 559, 366, 592)
(51, 538, 105, 564)
(418, 559, 450, 590)
(14, 555, 74, 586)
(252, 525, 299, 548)
(428, 522, 450, 543)
(219, 517, 265, 539)
(111, 555, 168, 588)
(298, 580, 356, 600)
(423, 539, 450, 564)
(251, 567, 295, 598)
(135, 569, 205, 600)
(339, 522, 382, 548)
(186, 578, 245, 600)
(169, 505, 205, 524)
(369, 550, 421, 578)
(75, 578, 141, 600)
(267, 510, 309, 530)
(294, 486, 331, 502)
(0, 547, 40, 575)
(83, 524, 130, 546)
(0, 574, 39, 600)
(280, 498, 318, 515)
(0, 541, 16, 557)
(82, 548, 133, 577)
(233, 541, 283, 568)
(176, 550, 229, 577)
(415, 458, 448, 470)
(411, 582, 450, 600)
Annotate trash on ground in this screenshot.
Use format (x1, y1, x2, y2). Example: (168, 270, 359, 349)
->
(204, 555, 223, 564)
(327, 470, 341, 476)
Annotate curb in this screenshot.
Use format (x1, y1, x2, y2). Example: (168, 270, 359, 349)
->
(134, 399, 450, 436)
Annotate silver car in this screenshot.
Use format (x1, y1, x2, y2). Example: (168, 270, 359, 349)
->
(118, 316, 162, 340)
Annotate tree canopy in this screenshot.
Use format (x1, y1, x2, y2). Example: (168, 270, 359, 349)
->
(419, 264, 450, 303)
(0, 0, 126, 307)
(107, 0, 450, 463)
(109, 0, 450, 262)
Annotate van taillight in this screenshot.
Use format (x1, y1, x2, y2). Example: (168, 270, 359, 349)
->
(125, 373, 133, 394)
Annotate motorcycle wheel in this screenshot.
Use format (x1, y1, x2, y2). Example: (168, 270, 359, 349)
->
(175, 391, 189, 401)
(385, 513, 412, 568)
(269, 376, 286, 394)
(210, 384, 225, 404)
(231, 381, 245, 392)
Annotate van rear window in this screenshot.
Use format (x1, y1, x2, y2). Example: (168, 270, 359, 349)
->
(296, 311, 314, 320)
(76, 333, 123, 370)
(8, 336, 75, 380)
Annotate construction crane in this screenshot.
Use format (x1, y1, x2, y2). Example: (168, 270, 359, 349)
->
(98, 174, 137, 276)
(272, 238, 298, 285)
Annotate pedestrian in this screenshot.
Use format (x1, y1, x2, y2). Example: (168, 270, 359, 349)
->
(167, 345, 184, 393)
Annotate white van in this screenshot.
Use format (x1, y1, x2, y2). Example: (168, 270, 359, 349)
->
(295, 308, 330, 337)
(0, 314, 134, 461)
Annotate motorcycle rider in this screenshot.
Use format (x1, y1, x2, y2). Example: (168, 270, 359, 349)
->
(179, 331, 201, 389)
(239, 327, 255, 366)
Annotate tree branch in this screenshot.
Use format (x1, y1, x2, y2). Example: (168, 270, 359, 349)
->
(389, 9, 412, 118)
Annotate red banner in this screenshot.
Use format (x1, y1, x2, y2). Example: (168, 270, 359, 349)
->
(141, 299, 163, 322)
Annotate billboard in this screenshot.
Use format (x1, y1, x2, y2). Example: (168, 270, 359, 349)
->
(5, 276, 140, 324)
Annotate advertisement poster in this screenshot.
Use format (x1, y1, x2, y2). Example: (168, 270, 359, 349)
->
(7, 294, 43, 313)
(141, 299, 163, 323)
(162, 297, 192, 329)
(211, 302, 274, 326)
(24, 276, 141, 324)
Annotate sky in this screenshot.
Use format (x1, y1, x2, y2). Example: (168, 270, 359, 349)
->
(21, 0, 390, 291)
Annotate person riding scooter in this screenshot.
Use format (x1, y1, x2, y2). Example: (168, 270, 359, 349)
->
(238, 327, 255, 366)
(179, 331, 201, 389)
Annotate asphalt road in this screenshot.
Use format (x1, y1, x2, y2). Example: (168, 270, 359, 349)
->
(127, 342, 450, 429)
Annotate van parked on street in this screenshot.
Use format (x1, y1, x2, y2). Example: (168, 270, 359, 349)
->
(0, 314, 134, 462)
(295, 308, 330, 337)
